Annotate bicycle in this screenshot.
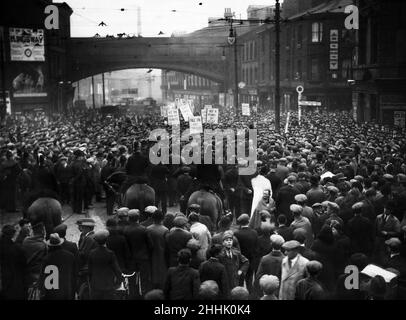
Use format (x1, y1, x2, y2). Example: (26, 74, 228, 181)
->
(115, 272, 137, 300)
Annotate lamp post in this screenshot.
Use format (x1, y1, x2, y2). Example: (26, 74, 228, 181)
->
(274, 0, 281, 132)
(227, 23, 239, 114)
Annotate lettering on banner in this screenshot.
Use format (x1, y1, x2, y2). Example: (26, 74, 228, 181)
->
(189, 116, 203, 135)
(167, 108, 180, 126)
(178, 102, 193, 121)
(206, 108, 219, 124)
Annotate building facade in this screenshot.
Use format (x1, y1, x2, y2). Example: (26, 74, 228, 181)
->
(352, 0, 406, 126)
(247, 0, 354, 113)
(0, 0, 72, 116)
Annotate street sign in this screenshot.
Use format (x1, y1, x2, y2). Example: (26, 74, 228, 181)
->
(298, 101, 322, 106)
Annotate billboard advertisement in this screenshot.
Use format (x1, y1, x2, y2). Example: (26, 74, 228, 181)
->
(9, 28, 45, 61)
(11, 63, 47, 97)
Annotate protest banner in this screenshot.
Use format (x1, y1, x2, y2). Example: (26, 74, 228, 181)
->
(189, 116, 203, 135)
(206, 108, 219, 124)
(167, 108, 180, 126)
(242, 103, 250, 116)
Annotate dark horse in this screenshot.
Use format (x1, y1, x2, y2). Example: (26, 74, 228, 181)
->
(187, 189, 223, 228)
(122, 183, 155, 213)
(27, 197, 63, 239)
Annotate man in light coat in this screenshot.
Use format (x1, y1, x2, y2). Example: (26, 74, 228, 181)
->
(279, 240, 309, 300)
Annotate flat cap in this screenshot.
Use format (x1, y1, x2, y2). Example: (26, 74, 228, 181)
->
(237, 214, 250, 225)
(144, 205, 158, 214)
(306, 260, 323, 273)
(385, 237, 402, 249)
(270, 234, 285, 246)
(312, 203, 322, 208)
(77, 218, 96, 227)
(294, 194, 307, 203)
(282, 240, 301, 250)
(222, 230, 234, 241)
(173, 215, 188, 228)
(327, 186, 339, 193)
(290, 204, 303, 214)
(117, 207, 129, 217)
(94, 230, 110, 244)
(352, 202, 364, 211)
(128, 209, 140, 218)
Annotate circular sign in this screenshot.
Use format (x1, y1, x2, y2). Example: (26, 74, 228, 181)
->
(24, 48, 33, 58)
(296, 85, 304, 93)
(238, 82, 246, 89)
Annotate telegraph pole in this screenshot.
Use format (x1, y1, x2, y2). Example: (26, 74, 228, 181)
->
(91, 75, 95, 109)
(102, 73, 106, 105)
(232, 26, 239, 114)
(274, 0, 281, 132)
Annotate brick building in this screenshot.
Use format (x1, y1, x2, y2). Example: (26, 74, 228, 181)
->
(352, 0, 406, 126)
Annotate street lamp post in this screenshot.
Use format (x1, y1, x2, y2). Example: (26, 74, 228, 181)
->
(274, 0, 281, 132)
(227, 23, 239, 114)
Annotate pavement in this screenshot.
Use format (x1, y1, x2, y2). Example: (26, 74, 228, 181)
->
(0, 201, 181, 243)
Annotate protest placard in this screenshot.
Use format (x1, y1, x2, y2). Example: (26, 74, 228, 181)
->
(189, 116, 203, 134)
(167, 108, 180, 126)
(206, 108, 219, 124)
(160, 105, 168, 117)
(178, 102, 193, 121)
(242, 103, 250, 116)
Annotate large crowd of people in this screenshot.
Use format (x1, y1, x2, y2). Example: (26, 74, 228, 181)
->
(1, 106, 406, 300)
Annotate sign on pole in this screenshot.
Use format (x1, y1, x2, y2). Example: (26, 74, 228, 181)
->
(189, 116, 203, 134)
(242, 103, 250, 116)
(298, 101, 322, 106)
(167, 108, 180, 126)
(206, 108, 219, 124)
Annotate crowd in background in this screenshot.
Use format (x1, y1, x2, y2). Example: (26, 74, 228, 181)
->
(1, 107, 406, 300)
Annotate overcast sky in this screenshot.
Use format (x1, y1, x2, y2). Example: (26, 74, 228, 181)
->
(66, 0, 276, 37)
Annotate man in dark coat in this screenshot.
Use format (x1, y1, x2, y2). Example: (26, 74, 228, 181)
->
(77, 218, 97, 294)
(295, 260, 326, 300)
(236, 167, 254, 219)
(276, 214, 293, 241)
(254, 234, 285, 298)
(70, 150, 87, 214)
(123, 142, 150, 192)
(176, 166, 193, 214)
(165, 215, 193, 267)
(234, 214, 258, 294)
(275, 175, 301, 222)
(0, 225, 27, 300)
(150, 163, 169, 214)
(88, 230, 123, 300)
(123, 209, 151, 297)
(347, 202, 375, 256)
(53, 223, 78, 258)
(267, 167, 282, 199)
(106, 218, 131, 273)
(164, 249, 200, 300)
(199, 244, 229, 299)
(38, 233, 76, 300)
(306, 175, 326, 206)
(146, 210, 169, 290)
(54, 156, 71, 205)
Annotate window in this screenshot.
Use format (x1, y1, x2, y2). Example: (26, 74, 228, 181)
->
(254, 66, 258, 83)
(312, 22, 323, 43)
(262, 62, 265, 80)
(310, 58, 320, 80)
(285, 60, 290, 80)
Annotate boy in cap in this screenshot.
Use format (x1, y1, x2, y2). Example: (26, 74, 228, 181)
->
(295, 260, 325, 300)
(53, 223, 78, 258)
(279, 240, 309, 300)
(88, 230, 123, 300)
(218, 230, 249, 292)
(255, 234, 285, 298)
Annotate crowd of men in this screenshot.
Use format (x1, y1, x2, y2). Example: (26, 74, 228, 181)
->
(1, 107, 406, 300)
